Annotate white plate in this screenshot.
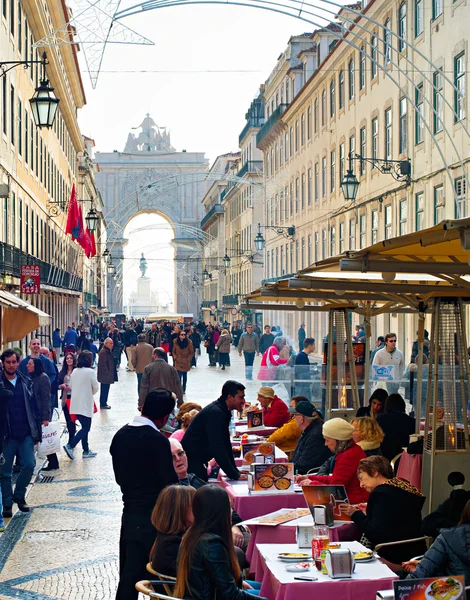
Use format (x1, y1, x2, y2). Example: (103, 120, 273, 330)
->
(353, 553, 377, 563)
(424, 578, 463, 600)
(286, 562, 312, 572)
(278, 554, 312, 563)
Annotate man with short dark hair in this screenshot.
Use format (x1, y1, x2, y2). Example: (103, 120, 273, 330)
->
(371, 336, 385, 362)
(298, 323, 306, 352)
(18, 339, 56, 385)
(138, 347, 182, 409)
(131, 333, 153, 393)
(259, 325, 275, 354)
(110, 388, 178, 600)
(295, 337, 316, 397)
(145, 322, 161, 348)
(290, 401, 332, 474)
(238, 324, 259, 380)
(373, 332, 404, 393)
(182, 380, 246, 481)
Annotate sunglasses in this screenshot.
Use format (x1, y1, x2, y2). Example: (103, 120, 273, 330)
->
(388, 339, 397, 343)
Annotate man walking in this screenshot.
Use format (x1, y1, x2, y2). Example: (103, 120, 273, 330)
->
(370, 336, 385, 362)
(237, 324, 259, 380)
(0, 349, 49, 516)
(259, 325, 275, 355)
(295, 337, 315, 397)
(145, 322, 161, 348)
(131, 334, 153, 394)
(124, 325, 138, 371)
(110, 389, 178, 600)
(182, 380, 246, 481)
(138, 347, 183, 409)
(298, 323, 306, 352)
(63, 325, 78, 349)
(18, 339, 56, 385)
(372, 332, 405, 394)
(97, 338, 116, 409)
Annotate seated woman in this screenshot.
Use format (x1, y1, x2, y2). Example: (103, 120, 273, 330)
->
(340, 455, 426, 566)
(170, 409, 200, 442)
(150, 484, 196, 576)
(377, 393, 415, 461)
(267, 396, 304, 452)
(351, 417, 384, 457)
(296, 418, 369, 504)
(403, 499, 470, 587)
(356, 388, 388, 418)
(174, 485, 266, 599)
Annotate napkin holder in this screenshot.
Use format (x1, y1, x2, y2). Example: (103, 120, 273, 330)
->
(313, 504, 334, 526)
(253, 452, 265, 464)
(296, 525, 314, 548)
(375, 591, 394, 600)
(325, 548, 355, 579)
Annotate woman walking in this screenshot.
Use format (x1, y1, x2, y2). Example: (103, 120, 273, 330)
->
(63, 351, 99, 460)
(58, 353, 77, 447)
(189, 327, 201, 368)
(172, 331, 194, 395)
(216, 329, 231, 370)
(97, 338, 116, 410)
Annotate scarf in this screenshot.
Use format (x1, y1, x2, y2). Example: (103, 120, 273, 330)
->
(176, 337, 189, 349)
(356, 439, 381, 452)
(384, 477, 424, 497)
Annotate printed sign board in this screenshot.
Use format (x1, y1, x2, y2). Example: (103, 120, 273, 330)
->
(20, 265, 40, 294)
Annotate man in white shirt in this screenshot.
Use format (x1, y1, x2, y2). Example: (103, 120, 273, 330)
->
(372, 332, 404, 393)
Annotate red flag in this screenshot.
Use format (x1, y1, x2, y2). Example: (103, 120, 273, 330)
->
(90, 233, 97, 258)
(65, 184, 80, 240)
(76, 205, 92, 257)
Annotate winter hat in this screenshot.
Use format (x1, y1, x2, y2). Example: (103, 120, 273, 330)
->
(257, 386, 275, 399)
(322, 418, 354, 441)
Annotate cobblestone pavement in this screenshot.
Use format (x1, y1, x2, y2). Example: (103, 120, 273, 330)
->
(0, 348, 261, 599)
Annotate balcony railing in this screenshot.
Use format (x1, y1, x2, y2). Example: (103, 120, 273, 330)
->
(200, 204, 224, 229)
(222, 294, 239, 306)
(0, 242, 83, 292)
(84, 292, 98, 305)
(237, 161, 264, 179)
(256, 104, 288, 147)
(201, 300, 217, 308)
(239, 119, 265, 145)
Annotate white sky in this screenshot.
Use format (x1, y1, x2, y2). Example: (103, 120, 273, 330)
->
(77, 3, 334, 161)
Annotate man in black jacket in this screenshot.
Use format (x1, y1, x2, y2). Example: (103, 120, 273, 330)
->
(110, 388, 178, 600)
(290, 401, 332, 475)
(259, 325, 275, 355)
(182, 380, 245, 481)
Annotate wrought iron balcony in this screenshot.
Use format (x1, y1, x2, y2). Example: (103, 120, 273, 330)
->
(222, 294, 239, 306)
(256, 104, 288, 149)
(237, 161, 263, 179)
(0, 241, 83, 292)
(239, 119, 265, 145)
(200, 203, 224, 228)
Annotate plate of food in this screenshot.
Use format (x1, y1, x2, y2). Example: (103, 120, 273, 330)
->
(278, 552, 311, 562)
(424, 577, 463, 600)
(285, 561, 312, 572)
(353, 551, 376, 562)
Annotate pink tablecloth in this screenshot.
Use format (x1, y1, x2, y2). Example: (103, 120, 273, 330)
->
(397, 452, 422, 489)
(246, 520, 360, 580)
(235, 447, 288, 467)
(236, 424, 278, 437)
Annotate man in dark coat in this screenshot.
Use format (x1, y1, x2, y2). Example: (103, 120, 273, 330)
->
(138, 348, 183, 409)
(110, 388, 178, 600)
(290, 401, 332, 474)
(97, 338, 116, 409)
(259, 325, 275, 355)
(182, 380, 245, 481)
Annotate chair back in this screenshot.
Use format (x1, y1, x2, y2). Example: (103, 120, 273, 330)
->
(135, 581, 175, 599)
(146, 563, 176, 596)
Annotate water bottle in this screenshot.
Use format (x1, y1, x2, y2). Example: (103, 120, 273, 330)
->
(266, 455, 274, 464)
(230, 416, 236, 438)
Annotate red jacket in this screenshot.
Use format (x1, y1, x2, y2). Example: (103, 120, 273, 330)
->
(263, 396, 290, 428)
(307, 442, 369, 504)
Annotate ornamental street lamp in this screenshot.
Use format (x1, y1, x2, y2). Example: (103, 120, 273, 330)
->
(223, 251, 231, 269)
(107, 261, 115, 274)
(202, 268, 211, 281)
(254, 223, 296, 252)
(85, 208, 99, 233)
(102, 248, 110, 263)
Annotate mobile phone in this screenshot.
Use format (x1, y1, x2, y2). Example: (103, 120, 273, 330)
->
(294, 576, 318, 581)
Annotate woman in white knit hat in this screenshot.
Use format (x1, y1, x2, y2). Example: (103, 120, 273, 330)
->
(296, 417, 369, 504)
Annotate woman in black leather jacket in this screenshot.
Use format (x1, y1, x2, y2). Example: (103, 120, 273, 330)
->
(174, 485, 266, 599)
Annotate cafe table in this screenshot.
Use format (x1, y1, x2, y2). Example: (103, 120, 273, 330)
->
(255, 542, 397, 600)
(236, 424, 278, 437)
(235, 446, 288, 467)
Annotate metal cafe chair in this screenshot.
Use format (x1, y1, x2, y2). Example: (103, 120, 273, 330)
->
(146, 562, 177, 596)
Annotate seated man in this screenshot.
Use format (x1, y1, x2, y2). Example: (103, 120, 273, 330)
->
(267, 396, 304, 452)
(169, 438, 249, 556)
(256, 386, 290, 428)
(290, 401, 332, 475)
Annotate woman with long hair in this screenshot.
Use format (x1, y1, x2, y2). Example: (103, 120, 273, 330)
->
(174, 485, 265, 599)
(58, 353, 77, 447)
(172, 330, 194, 395)
(150, 485, 196, 576)
(170, 409, 200, 442)
(351, 416, 384, 456)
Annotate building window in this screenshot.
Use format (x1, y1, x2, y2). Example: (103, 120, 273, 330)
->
(301, 173, 306, 210)
(339, 222, 345, 253)
(399, 97, 407, 153)
(295, 120, 299, 152)
(301, 113, 305, 146)
(349, 219, 356, 250)
(330, 80, 335, 118)
(415, 192, 424, 230)
(322, 157, 327, 197)
(10, 85, 14, 145)
(384, 108, 392, 161)
(307, 106, 312, 140)
(359, 214, 366, 248)
(399, 199, 408, 235)
(372, 209, 378, 243)
(285, 131, 289, 161)
(307, 167, 312, 205)
(434, 185, 445, 224)
(314, 232, 319, 262)
(9, 0, 14, 35)
(415, 0, 423, 36)
(2, 78, 6, 135)
(285, 186, 289, 220)
(398, 2, 406, 52)
(371, 34, 378, 79)
(330, 150, 336, 193)
(415, 83, 424, 143)
(295, 178, 300, 213)
(280, 245, 284, 274)
(455, 178, 467, 219)
(454, 53, 466, 123)
(432, 0, 442, 19)
(24, 110, 28, 164)
(359, 45, 366, 90)
(322, 229, 327, 259)
(279, 137, 284, 166)
(301, 237, 305, 268)
(314, 163, 319, 202)
(17, 99, 22, 155)
(372, 117, 378, 164)
(360, 126, 366, 175)
(339, 70, 345, 109)
(330, 226, 336, 256)
(383, 18, 391, 65)
(321, 90, 327, 126)
(348, 59, 355, 100)
(433, 70, 443, 133)
(3, 197, 8, 243)
(314, 98, 319, 133)
(307, 234, 312, 265)
(385, 205, 392, 239)
(339, 143, 345, 184)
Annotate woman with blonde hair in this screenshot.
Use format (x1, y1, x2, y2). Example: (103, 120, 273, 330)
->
(175, 402, 202, 425)
(351, 417, 384, 456)
(150, 484, 196, 576)
(216, 328, 232, 370)
(170, 409, 200, 442)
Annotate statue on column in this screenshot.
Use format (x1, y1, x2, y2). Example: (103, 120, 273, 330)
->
(139, 253, 148, 278)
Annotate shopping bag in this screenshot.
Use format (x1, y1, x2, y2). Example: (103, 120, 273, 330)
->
(272, 382, 290, 405)
(37, 421, 61, 457)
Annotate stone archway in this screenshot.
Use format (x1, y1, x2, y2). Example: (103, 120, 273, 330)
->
(95, 116, 209, 317)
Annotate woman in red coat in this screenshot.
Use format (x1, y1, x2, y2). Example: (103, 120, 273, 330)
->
(257, 386, 290, 428)
(296, 417, 369, 504)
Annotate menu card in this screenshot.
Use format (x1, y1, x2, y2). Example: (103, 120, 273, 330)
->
(242, 442, 275, 465)
(393, 576, 465, 600)
(247, 409, 263, 428)
(248, 462, 294, 493)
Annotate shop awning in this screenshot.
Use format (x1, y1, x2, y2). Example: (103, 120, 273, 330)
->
(0, 291, 51, 345)
(145, 313, 183, 322)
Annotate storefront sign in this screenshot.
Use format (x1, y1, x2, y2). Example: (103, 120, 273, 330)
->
(20, 265, 40, 294)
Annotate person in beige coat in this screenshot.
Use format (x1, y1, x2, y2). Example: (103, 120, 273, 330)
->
(215, 329, 231, 371)
(138, 348, 183, 410)
(131, 334, 154, 394)
(172, 331, 194, 395)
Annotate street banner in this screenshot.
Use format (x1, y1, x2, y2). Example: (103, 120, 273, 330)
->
(20, 265, 40, 294)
